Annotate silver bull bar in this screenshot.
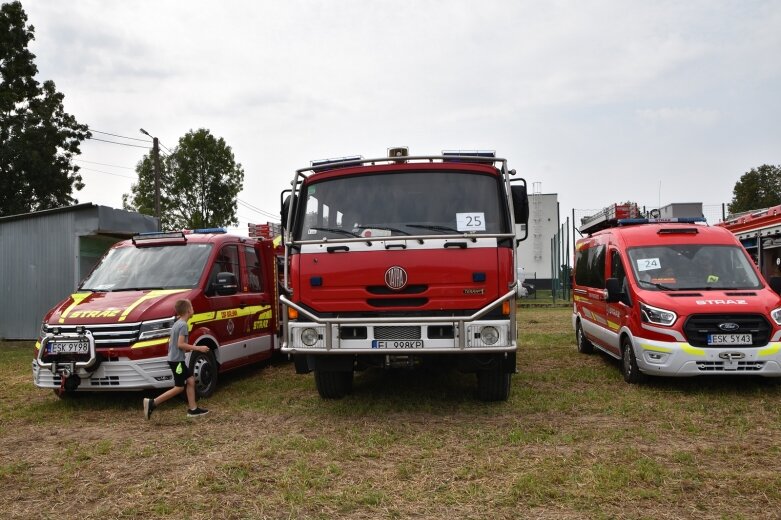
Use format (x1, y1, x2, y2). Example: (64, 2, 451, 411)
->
(281, 287, 517, 352)
(36, 331, 99, 375)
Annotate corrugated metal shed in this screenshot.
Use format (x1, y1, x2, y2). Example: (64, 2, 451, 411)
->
(0, 204, 158, 339)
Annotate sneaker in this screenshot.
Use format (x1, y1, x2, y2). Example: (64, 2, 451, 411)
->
(143, 398, 156, 420)
(187, 407, 209, 418)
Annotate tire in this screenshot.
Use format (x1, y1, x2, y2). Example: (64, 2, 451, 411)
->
(314, 370, 353, 399)
(477, 367, 511, 402)
(190, 349, 218, 398)
(576, 320, 594, 354)
(621, 336, 647, 384)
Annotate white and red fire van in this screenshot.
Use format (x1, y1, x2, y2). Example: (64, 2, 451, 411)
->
(573, 207, 781, 383)
(33, 229, 280, 397)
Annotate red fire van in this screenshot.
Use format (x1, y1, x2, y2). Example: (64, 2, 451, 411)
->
(573, 212, 781, 383)
(33, 229, 279, 397)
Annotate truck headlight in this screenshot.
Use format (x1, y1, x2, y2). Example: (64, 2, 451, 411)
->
(480, 326, 500, 345)
(139, 317, 176, 340)
(301, 328, 320, 346)
(771, 308, 781, 326)
(640, 303, 677, 327)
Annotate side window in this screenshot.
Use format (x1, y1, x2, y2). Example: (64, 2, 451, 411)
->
(611, 250, 628, 291)
(575, 248, 590, 287)
(588, 245, 606, 289)
(208, 245, 241, 293)
(244, 246, 263, 293)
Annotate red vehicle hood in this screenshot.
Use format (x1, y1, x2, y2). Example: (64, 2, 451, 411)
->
(294, 247, 509, 314)
(45, 289, 194, 325)
(640, 288, 781, 319)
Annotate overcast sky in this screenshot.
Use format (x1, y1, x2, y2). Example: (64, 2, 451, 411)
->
(21, 0, 781, 233)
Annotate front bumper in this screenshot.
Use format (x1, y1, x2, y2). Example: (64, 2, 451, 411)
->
(633, 336, 781, 377)
(285, 319, 515, 354)
(32, 356, 175, 391)
(280, 290, 518, 355)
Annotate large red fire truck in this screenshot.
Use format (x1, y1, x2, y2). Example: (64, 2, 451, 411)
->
(33, 229, 280, 397)
(573, 204, 781, 382)
(279, 148, 529, 400)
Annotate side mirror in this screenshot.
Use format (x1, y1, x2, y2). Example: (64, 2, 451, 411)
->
(605, 277, 621, 303)
(213, 272, 238, 296)
(511, 184, 529, 226)
(281, 194, 291, 229)
(770, 276, 781, 295)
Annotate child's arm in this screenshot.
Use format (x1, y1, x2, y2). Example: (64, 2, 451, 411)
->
(178, 335, 209, 353)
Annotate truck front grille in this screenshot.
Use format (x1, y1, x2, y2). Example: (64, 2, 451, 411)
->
(682, 314, 770, 348)
(375, 326, 422, 340)
(44, 323, 141, 347)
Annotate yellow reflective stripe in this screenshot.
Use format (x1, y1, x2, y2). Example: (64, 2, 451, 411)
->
(758, 343, 781, 357)
(607, 320, 620, 331)
(131, 338, 169, 350)
(574, 295, 588, 303)
(640, 343, 672, 354)
(35, 341, 40, 351)
(681, 343, 705, 356)
(118, 290, 187, 322)
(188, 305, 272, 331)
(58, 292, 92, 323)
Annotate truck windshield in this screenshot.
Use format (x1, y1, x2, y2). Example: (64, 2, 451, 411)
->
(80, 243, 213, 291)
(295, 170, 508, 240)
(627, 244, 762, 291)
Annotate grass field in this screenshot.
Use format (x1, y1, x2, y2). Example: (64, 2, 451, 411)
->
(3, 307, 781, 519)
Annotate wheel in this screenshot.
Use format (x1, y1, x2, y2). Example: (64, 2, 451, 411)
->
(314, 370, 353, 399)
(621, 336, 647, 384)
(190, 349, 218, 398)
(477, 367, 511, 401)
(576, 320, 594, 354)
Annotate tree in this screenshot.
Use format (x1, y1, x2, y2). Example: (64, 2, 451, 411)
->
(124, 128, 244, 229)
(728, 164, 781, 215)
(0, 1, 89, 217)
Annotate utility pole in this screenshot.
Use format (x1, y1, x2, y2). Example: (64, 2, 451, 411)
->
(140, 128, 162, 231)
(153, 136, 161, 230)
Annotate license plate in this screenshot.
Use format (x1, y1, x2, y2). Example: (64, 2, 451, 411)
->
(371, 340, 424, 349)
(707, 334, 752, 346)
(47, 340, 90, 354)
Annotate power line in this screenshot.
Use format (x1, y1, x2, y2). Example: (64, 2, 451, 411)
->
(237, 198, 279, 220)
(89, 128, 151, 143)
(75, 159, 135, 170)
(78, 166, 136, 180)
(86, 136, 150, 149)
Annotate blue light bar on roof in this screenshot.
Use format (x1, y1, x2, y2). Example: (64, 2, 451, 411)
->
(617, 217, 707, 226)
(442, 150, 496, 158)
(311, 155, 364, 172)
(131, 231, 187, 245)
(193, 228, 226, 234)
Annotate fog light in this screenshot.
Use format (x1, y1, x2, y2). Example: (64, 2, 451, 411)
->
(480, 326, 500, 345)
(301, 328, 319, 346)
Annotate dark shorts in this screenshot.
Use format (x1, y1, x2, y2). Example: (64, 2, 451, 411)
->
(168, 361, 192, 387)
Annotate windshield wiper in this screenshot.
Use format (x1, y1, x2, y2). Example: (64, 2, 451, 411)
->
(354, 225, 410, 236)
(407, 224, 462, 234)
(309, 227, 360, 238)
(637, 279, 677, 291)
